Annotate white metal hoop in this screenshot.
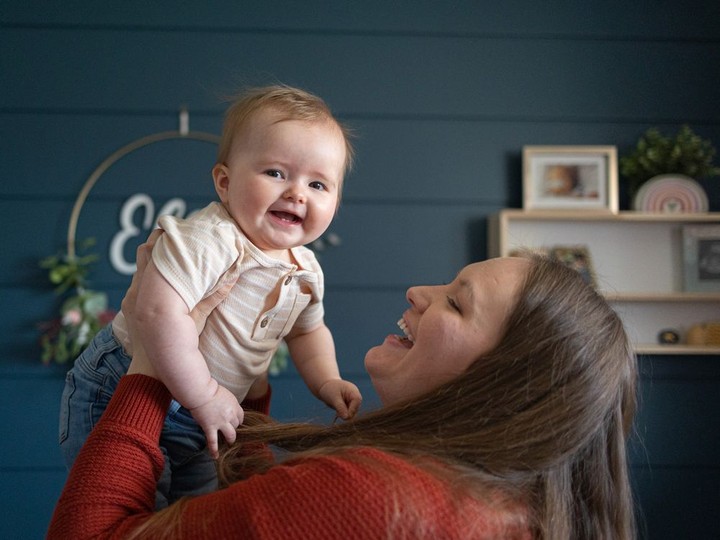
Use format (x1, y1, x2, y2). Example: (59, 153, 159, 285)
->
(67, 121, 220, 258)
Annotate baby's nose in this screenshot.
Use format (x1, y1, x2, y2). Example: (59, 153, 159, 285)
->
(284, 185, 306, 203)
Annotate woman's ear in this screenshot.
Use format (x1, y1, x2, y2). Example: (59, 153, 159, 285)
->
(212, 163, 230, 202)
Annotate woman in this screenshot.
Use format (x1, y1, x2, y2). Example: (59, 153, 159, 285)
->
(48, 239, 637, 539)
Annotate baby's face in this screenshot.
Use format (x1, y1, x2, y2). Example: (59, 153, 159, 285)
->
(213, 109, 345, 259)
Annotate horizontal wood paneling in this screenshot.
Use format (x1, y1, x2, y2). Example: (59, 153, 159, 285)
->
(3, 1, 720, 40)
(0, 113, 222, 198)
(3, 113, 719, 205)
(0, 376, 67, 468)
(1, 3, 719, 538)
(3, 29, 719, 122)
(632, 468, 720, 539)
(0, 469, 67, 540)
(0, 200, 491, 285)
(630, 369, 720, 467)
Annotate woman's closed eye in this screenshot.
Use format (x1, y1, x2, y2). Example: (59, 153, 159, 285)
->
(447, 295, 461, 313)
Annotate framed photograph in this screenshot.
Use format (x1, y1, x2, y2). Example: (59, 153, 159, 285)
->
(522, 146, 618, 213)
(683, 225, 720, 292)
(549, 245, 597, 287)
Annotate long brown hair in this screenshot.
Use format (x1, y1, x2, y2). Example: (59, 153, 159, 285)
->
(219, 254, 637, 538)
(134, 255, 637, 538)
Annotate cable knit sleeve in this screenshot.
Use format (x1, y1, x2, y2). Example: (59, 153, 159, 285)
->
(47, 375, 171, 539)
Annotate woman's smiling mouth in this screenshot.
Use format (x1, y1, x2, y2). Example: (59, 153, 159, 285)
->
(397, 318, 415, 347)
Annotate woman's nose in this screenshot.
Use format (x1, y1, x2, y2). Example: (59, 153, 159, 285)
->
(406, 285, 430, 311)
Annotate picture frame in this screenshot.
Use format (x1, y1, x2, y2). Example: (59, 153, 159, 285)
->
(509, 244, 597, 287)
(683, 225, 720, 292)
(549, 245, 597, 287)
(522, 146, 618, 213)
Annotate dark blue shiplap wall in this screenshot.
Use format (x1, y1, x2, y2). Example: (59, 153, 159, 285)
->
(2, 2, 719, 538)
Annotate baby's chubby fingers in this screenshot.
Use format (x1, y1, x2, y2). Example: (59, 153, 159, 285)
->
(341, 384, 363, 419)
(220, 422, 238, 446)
(320, 380, 362, 420)
(345, 392, 363, 419)
(191, 384, 244, 458)
(207, 435, 219, 459)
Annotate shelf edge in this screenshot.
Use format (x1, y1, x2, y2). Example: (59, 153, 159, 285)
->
(634, 345, 720, 355)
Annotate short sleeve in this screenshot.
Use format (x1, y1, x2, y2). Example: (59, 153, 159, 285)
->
(153, 213, 241, 310)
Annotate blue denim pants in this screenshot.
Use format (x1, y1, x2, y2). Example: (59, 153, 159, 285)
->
(58, 324, 217, 508)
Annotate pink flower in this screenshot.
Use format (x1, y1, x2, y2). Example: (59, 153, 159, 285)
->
(62, 309, 82, 326)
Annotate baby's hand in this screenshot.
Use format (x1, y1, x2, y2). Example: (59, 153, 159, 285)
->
(318, 379, 362, 420)
(189, 383, 244, 459)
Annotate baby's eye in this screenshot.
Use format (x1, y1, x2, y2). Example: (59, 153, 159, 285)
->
(446, 296, 461, 313)
(265, 169, 285, 179)
(309, 180, 327, 191)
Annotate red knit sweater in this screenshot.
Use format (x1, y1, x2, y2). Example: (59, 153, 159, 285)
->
(48, 375, 532, 539)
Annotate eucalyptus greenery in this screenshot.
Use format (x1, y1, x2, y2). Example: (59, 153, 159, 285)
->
(39, 239, 115, 364)
(620, 125, 720, 195)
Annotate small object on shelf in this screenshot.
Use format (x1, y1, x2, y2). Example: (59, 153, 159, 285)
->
(633, 174, 709, 213)
(686, 323, 720, 346)
(657, 329, 680, 345)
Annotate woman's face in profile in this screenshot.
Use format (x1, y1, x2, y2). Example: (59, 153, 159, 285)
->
(364, 257, 528, 406)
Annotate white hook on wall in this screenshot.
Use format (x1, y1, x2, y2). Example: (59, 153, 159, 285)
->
(179, 105, 189, 136)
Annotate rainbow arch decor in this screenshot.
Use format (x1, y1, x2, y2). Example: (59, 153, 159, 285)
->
(633, 174, 709, 213)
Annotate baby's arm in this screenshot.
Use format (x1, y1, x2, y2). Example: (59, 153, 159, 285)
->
(285, 324, 362, 419)
(134, 259, 243, 457)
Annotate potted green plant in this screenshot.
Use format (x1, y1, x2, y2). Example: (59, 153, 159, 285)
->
(620, 125, 719, 211)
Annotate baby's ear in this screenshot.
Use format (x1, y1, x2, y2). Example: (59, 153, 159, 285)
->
(212, 163, 230, 202)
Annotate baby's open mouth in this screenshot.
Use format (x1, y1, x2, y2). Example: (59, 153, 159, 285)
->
(271, 211, 303, 224)
(397, 318, 415, 347)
